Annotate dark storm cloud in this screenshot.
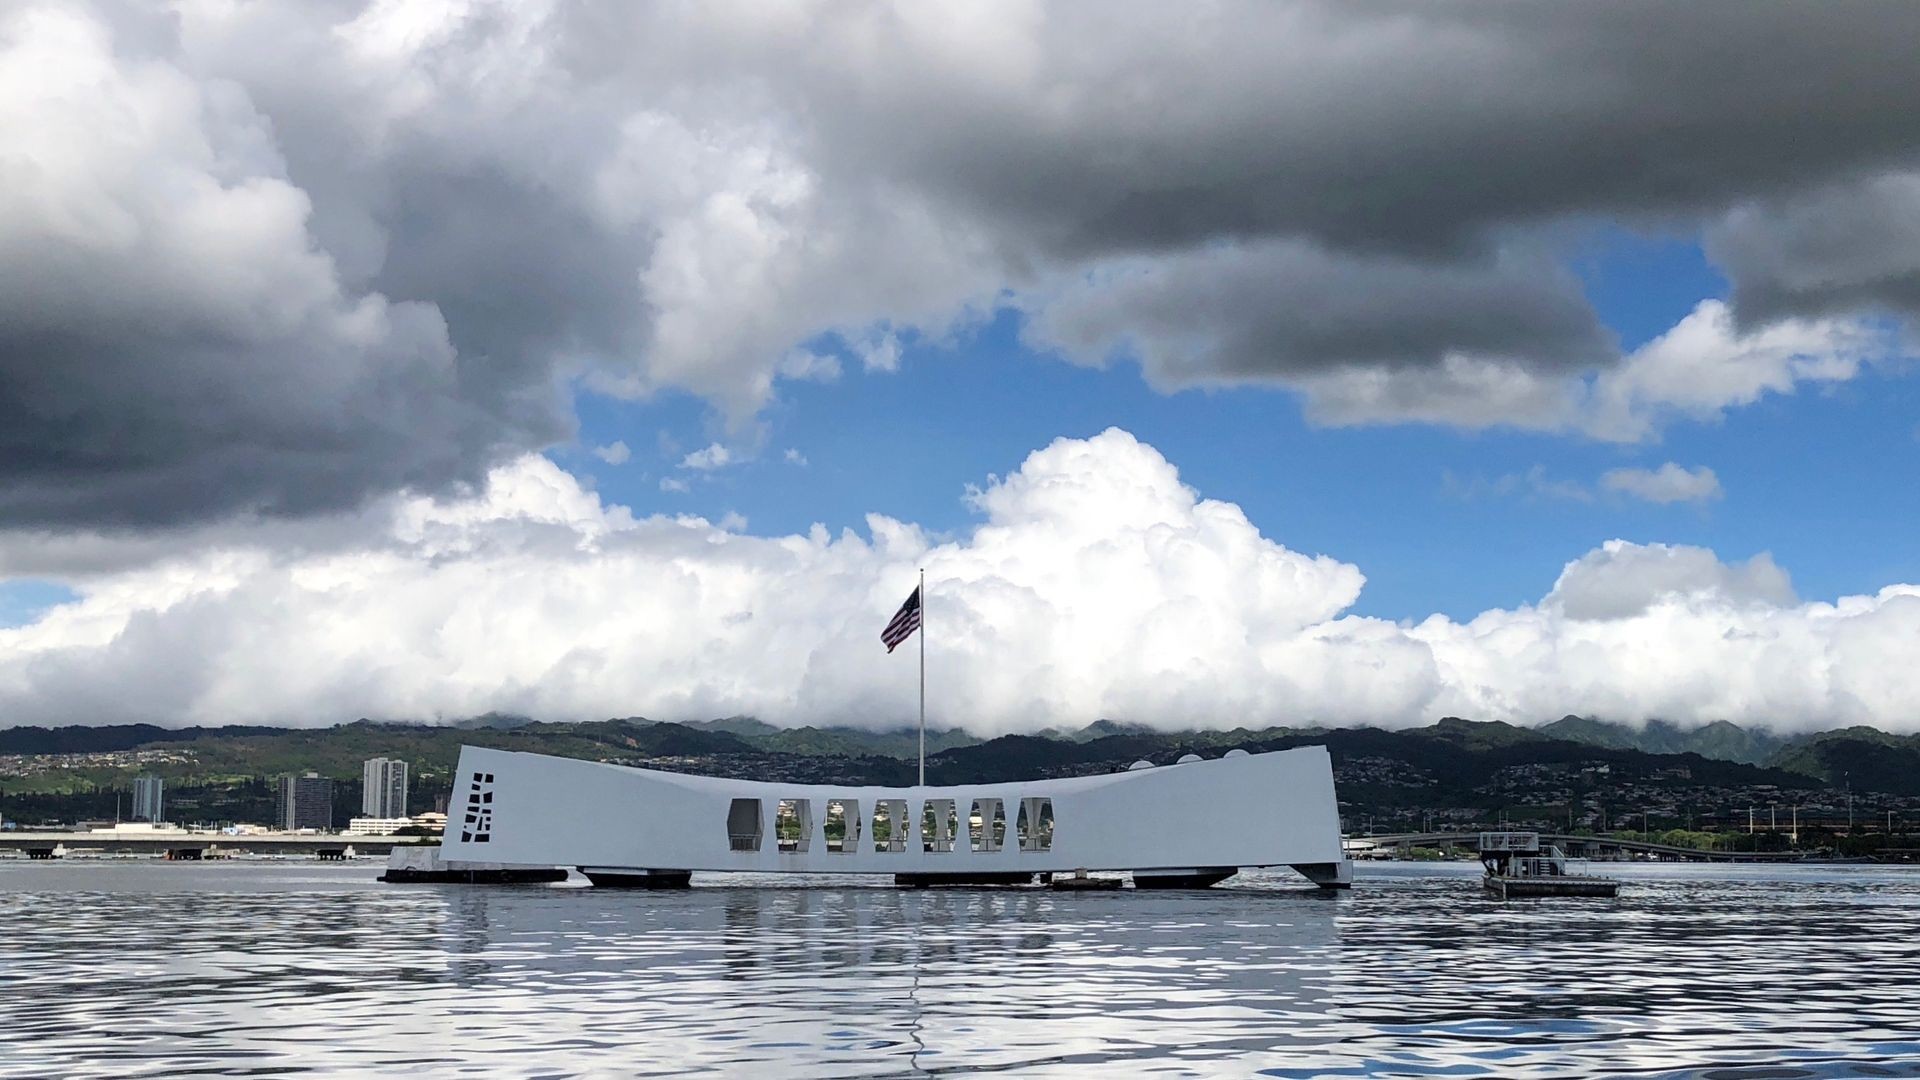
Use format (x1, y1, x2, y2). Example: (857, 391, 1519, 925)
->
(0, 326, 541, 528)
(4, 1, 1920, 531)
(0, 182, 575, 528)
(744, 2, 1920, 390)
(0, 3, 617, 528)
(1708, 175, 1920, 324)
(784, 3, 1920, 256)
(1024, 242, 1612, 386)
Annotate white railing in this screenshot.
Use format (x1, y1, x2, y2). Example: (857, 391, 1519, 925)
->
(1507, 848, 1601, 879)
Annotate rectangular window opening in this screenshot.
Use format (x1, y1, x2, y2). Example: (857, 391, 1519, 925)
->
(825, 798, 860, 852)
(969, 798, 1006, 853)
(727, 797, 764, 852)
(921, 798, 958, 853)
(776, 798, 813, 853)
(1016, 797, 1054, 852)
(872, 798, 908, 853)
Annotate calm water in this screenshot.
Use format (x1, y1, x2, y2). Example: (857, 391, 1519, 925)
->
(2, 861, 1918, 1078)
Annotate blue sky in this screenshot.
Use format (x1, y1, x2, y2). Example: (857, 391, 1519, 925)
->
(561, 233, 1919, 623)
(0, 580, 74, 631)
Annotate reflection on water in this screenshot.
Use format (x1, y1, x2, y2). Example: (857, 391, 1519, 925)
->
(2, 861, 1919, 1077)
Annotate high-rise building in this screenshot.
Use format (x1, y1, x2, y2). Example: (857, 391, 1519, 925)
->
(131, 775, 164, 822)
(362, 757, 410, 818)
(275, 772, 335, 831)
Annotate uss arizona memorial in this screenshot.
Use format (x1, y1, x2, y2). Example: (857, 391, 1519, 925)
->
(434, 742, 1353, 889)
(428, 576, 1350, 891)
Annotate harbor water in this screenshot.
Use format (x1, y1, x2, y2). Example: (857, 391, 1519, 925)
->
(2, 860, 1917, 1077)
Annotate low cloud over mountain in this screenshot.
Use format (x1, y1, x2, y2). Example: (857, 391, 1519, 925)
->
(3, 430, 1915, 734)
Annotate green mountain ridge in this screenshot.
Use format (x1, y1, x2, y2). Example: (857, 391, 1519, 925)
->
(4, 713, 1904, 773)
(1536, 716, 1792, 764)
(1767, 727, 1920, 794)
(6, 713, 1905, 828)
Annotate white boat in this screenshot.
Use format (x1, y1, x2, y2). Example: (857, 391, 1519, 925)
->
(434, 743, 1352, 889)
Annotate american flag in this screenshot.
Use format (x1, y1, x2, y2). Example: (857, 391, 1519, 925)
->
(881, 585, 921, 652)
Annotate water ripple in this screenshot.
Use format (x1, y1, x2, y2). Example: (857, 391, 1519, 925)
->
(2, 861, 1919, 1076)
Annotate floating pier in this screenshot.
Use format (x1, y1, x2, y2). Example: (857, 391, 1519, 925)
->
(1132, 866, 1238, 889)
(894, 871, 1036, 888)
(577, 867, 692, 889)
(380, 846, 568, 885)
(1480, 831, 1619, 898)
(1048, 869, 1123, 891)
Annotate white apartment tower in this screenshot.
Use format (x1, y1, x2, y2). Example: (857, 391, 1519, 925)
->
(362, 757, 410, 819)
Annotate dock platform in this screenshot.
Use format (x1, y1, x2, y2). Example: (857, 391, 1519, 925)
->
(1479, 831, 1619, 899)
(380, 846, 567, 885)
(1485, 874, 1619, 899)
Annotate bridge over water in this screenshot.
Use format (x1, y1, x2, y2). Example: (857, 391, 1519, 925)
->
(1357, 831, 1822, 863)
(0, 831, 411, 858)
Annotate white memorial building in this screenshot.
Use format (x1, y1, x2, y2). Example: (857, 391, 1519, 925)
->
(437, 743, 1351, 889)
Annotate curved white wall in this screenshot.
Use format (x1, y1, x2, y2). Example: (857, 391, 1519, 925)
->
(439, 744, 1347, 877)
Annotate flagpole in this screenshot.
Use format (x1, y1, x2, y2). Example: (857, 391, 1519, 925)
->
(925, 564, 933, 780)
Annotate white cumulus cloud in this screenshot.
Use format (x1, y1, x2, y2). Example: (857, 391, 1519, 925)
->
(1, 430, 1916, 736)
(1296, 300, 1898, 441)
(679, 444, 734, 471)
(1542, 541, 1794, 621)
(1601, 463, 1722, 505)
(1581, 301, 1888, 442)
(592, 441, 631, 465)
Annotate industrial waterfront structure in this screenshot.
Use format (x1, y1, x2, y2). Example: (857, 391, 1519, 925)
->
(1355, 830, 1830, 863)
(436, 743, 1352, 888)
(0, 828, 408, 859)
(361, 757, 409, 818)
(348, 816, 415, 836)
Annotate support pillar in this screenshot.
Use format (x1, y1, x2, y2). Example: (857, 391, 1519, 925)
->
(1289, 860, 1354, 888)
